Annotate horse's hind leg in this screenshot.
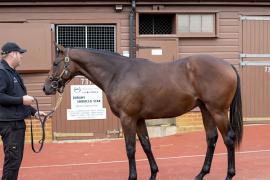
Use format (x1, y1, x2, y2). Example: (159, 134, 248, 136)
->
(136, 119, 159, 180)
(207, 107, 236, 180)
(224, 128, 236, 180)
(120, 115, 138, 180)
(195, 104, 218, 180)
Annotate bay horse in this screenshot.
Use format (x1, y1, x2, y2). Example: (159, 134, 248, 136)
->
(43, 44, 243, 180)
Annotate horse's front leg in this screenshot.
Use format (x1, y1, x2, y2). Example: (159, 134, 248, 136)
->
(120, 115, 137, 180)
(136, 119, 159, 180)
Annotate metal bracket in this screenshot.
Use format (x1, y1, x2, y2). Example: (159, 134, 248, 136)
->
(240, 54, 270, 58)
(136, 44, 161, 51)
(64, 56, 70, 63)
(240, 54, 270, 66)
(106, 129, 120, 135)
(240, 16, 270, 21)
(240, 61, 270, 66)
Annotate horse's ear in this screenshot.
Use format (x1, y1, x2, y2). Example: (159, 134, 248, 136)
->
(55, 43, 65, 52)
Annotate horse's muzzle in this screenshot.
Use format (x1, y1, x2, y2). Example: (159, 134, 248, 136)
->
(43, 85, 56, 95)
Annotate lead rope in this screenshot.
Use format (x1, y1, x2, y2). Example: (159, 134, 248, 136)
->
(31, 93, 63, 153)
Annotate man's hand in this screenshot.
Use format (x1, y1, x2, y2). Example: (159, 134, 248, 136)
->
(34, 111, 47, 118)
(23, 95, 34, 105)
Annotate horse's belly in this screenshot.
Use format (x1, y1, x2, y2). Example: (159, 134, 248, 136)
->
(141, 96, 197, 119)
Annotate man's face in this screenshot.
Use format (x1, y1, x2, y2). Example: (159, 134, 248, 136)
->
(10, 51, 23, 68)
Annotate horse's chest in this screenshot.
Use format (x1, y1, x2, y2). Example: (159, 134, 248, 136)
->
(106, 91, 141, 116)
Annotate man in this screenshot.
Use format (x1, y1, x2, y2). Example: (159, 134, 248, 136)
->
(0, 42, 46, 180)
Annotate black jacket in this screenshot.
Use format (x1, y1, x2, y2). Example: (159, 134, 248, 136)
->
(0, 59, 36, 121)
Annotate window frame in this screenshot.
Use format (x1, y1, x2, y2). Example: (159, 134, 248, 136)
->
(137, 12, 218, 38)
(56, 24, 117, 52)
(138, 13, 176, 36)
(137, 12, 177, 38)
(176, 13, 217, 37)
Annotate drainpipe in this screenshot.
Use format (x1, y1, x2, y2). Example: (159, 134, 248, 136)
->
(129, 0, 136, 58)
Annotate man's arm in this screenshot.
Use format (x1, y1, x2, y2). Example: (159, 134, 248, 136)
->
(0, 70, 23, 105)
(0, 70, 36, 106)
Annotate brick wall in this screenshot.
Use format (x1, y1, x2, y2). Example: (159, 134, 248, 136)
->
(176, 112, 204, 133)
(0, 118, 53, 144)
(25, 118, 53, 143)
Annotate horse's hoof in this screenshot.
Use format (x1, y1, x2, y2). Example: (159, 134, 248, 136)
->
(128, 174, 137, 180)
(150, 174, 157, 180)
(149, 168, 158, 180)
(195, 173, 206, 180)
(225, 172, 235, 180)
(194, 175, 203, 180)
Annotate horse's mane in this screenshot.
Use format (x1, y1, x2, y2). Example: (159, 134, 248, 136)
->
(72, 47, 122, 57)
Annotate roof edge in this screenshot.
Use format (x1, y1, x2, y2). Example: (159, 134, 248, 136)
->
(1, 1, 270, 7)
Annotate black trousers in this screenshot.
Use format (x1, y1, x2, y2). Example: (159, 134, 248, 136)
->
(0, 121, 26, 180)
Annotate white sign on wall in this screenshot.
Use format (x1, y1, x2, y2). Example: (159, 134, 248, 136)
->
(67, 109, 106, 120)
(70, 85, 103, 109)
(151, 49, 163, 56)
(122, 50, 130, 57)
(67, 85, 106, 120)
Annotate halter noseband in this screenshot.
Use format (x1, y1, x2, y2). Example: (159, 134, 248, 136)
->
(49, 48, 71, 93)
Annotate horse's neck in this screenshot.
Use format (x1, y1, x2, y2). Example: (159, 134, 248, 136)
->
(74, 50, 124, 92)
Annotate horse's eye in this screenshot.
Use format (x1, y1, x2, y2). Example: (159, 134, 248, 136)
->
(53, 62, 57, 66)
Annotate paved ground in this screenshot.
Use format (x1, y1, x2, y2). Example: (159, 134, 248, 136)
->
(1, 124, 270, 180)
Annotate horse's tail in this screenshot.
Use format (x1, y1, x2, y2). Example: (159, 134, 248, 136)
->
(230, 65, 243, 148)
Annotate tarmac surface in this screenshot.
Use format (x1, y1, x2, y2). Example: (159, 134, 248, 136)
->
(1, 124, 270, 180)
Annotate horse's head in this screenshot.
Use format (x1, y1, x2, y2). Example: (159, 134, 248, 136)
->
(43, 44, 76, 95)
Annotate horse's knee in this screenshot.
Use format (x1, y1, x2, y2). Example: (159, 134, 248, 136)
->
(207, 133, 218, 147)
(126, 144, 136, 158)
(144, 144, 151, 152)
(139, 136, 152, 152)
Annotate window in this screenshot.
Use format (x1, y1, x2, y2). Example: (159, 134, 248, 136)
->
(139, 14, 175, 35)
(177, 14, 216, 37)
(56, 25, 116, 52)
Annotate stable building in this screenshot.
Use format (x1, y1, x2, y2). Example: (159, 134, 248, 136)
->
(0, 0, 270, 141)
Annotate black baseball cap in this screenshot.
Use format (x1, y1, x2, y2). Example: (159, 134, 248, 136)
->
(1, 42, 27, 55)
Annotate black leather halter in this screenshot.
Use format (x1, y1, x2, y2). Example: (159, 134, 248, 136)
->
(48, 48, 71, 93)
